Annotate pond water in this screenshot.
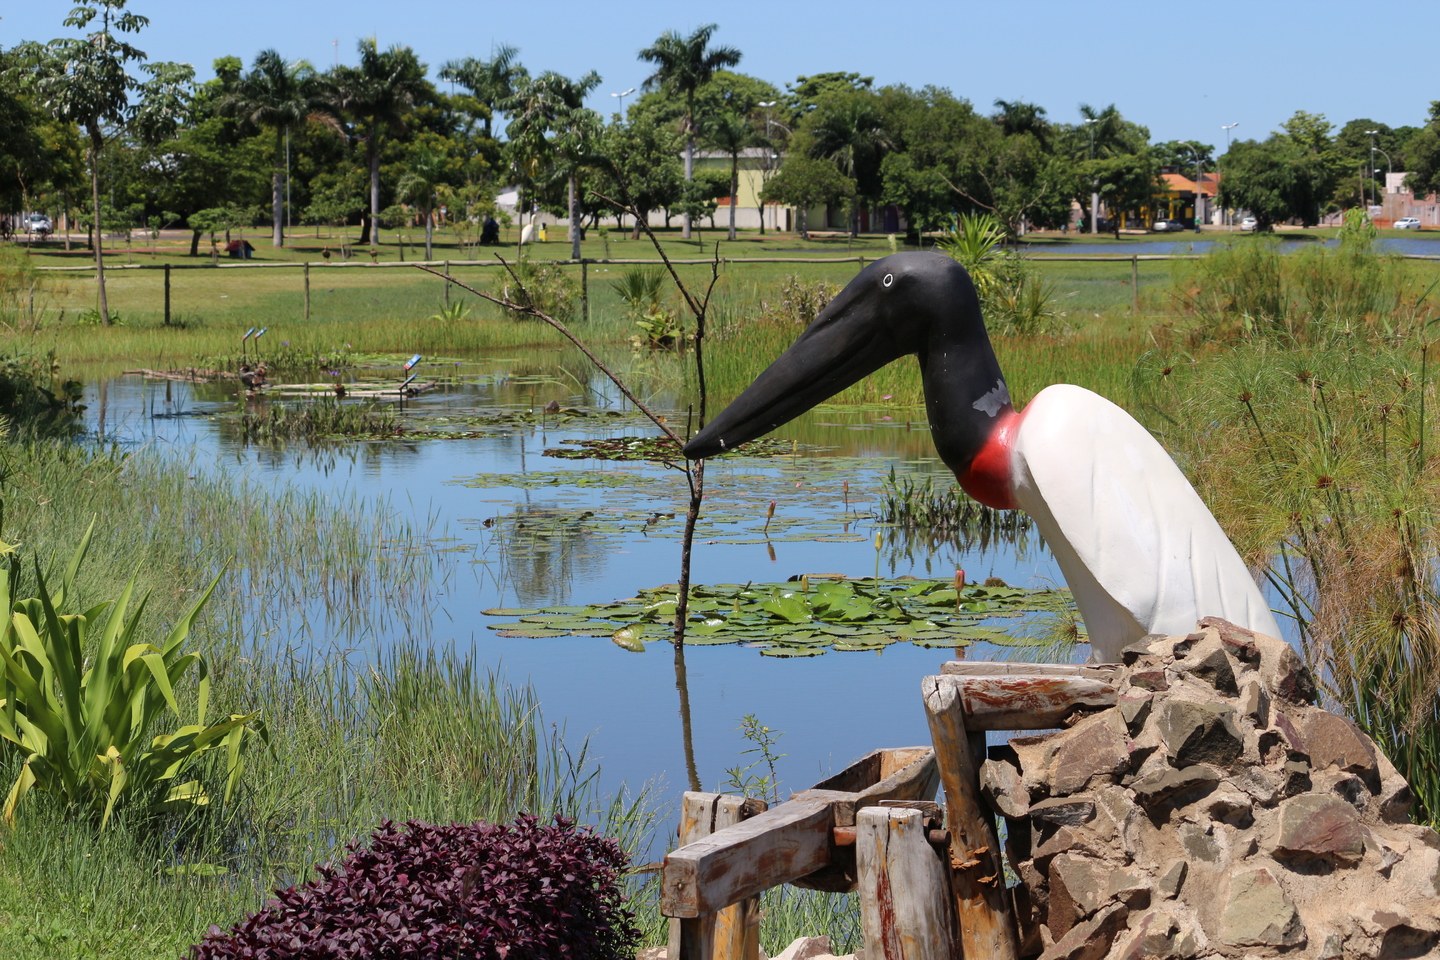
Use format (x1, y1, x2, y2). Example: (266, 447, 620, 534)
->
(87, 354, 1064, 820)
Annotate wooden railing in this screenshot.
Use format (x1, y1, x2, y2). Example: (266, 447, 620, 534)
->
(659, 661, 1118, 960)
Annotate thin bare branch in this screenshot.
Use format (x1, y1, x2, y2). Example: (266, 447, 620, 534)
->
(413, 262, 682, 443)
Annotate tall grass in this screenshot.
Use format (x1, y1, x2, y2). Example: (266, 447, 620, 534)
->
(1136, 328, 1440, 823)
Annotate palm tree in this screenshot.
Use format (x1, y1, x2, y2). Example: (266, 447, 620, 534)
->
(438, 44, 527, 139)
(700, 110, 754, 241)
(504, 71, 602, 261)
(805, 93, 892, 236)
(328, 39, 431, 249)
(637, 24, 741, 239)
(395, 146, 450, 260)
(218, 50, 337, 247)
(993, 99, 1050, 149)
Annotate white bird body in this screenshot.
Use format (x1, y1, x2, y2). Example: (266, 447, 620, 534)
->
(1008, 385, 1281, 660)
(685, 253, 1281, 662)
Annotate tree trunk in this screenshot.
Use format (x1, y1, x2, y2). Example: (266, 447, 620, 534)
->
(272, 128, 285, 246)
(728, 156, 738, 241)
(190, 229, 202, 257)
(683, 132, 694, 240)
(424, 208, 433, 260)
(87, 124, 109, 326)
(368, 137, 381, 250)
(569, 175, 582, 260)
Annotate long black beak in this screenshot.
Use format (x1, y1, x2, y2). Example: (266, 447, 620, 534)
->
(683, 285, 905, 459)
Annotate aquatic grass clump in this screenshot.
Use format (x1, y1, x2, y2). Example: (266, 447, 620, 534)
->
(1136, 336, 1440, 823)
(877, 468, 1034, 545)
(237, 400, 400, 442)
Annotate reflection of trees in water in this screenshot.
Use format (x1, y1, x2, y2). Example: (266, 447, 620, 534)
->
(495, 503, 603, 607)
(881, 515, 1038, 579)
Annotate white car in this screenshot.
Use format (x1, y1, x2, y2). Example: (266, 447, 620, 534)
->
(1395, 217, 1423, 230)
(26, 213, 51, 235)
(1239, 217, 1258, 231)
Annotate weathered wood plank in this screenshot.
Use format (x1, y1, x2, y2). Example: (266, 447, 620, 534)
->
(940, 661, 1117, 680)
(938, 674, 1117, 730)
(857, 806, 958, 960)
(662, 797, 834, 918)
(922, 674, 1019, 960)
(669, 793, 766, 960)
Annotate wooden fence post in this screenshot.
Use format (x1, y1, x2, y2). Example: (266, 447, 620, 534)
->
(581, 259, 589, 321)
(163, 263, 171, 326)
(921, 675, 1018, 960)
(303, 261, 310, 320)
(1131, 255, 1139, 314)
(669, 792, 767, 960)
(856, 806, 957, 960)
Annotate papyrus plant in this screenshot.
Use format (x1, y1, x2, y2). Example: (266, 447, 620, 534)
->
(0, 526, 266, 827)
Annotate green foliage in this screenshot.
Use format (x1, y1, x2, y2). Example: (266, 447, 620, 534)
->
(491, 258, 579, 323)
(1169, 238, 1418, 343)
(937, 214, 1063, 335)
(0, 349, 84, 437)
(0, 528, 265, 827)
(762, 157, 854, 236)
(722, 714, 785, 804)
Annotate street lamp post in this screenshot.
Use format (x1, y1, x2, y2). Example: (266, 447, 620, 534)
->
(1221, 122, 1238, 229)
(1084, 117, 1099, 234)
(610, 87, 634, 122)
(1365, 130, 1379, 211)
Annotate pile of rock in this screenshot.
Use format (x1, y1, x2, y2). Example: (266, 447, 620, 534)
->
(980, 617, 1440, 960)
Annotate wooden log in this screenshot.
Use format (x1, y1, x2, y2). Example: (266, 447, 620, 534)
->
(937, 674, 1116, 730)
(669, 793, 766, 960)
(804, 747, 938, 826)
(922, 674, 1019, 960)
(940, 661, 1116, 681)
(662, 795, 833, 919)
(856, 806, 958, 960)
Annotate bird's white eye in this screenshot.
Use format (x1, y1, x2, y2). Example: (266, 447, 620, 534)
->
(883, 273, 894, 288)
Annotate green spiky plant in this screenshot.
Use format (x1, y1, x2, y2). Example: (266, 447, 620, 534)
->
(0, 522, 266, 827)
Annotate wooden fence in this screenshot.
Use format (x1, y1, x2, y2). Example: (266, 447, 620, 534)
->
(660, 660, 1118, 960)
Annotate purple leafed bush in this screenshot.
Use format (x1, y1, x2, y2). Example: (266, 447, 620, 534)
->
(191, 815, 639, 960)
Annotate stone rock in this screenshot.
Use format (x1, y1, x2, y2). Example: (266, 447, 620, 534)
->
(1238, 679, 1269, 727)
(979, 757, 1029, 818)
(1051, 716, 1130, 794)
(1199, 616, 1262, 664)
(1128, 668, 1169, 692)
(1175, 637, 1239, 695)
(1259, 638, 1317, 704)
(1029, 797, 1096, 827)
(636, 947, 669, 960)
(1157, 701, 1244, 768)
(1283, 758, 1312, 795)
(1111, 908, 1202, 960)
(1130, 764, 1221, 805)
(771, 936, 836, 960)
(1375, 748, 1416, 822)
(1104, 867, 1151, 908)
(1178, 822, 1221, 863)
(1117, 694, 1151, 733)
(1271, 709, 1306, 755)
(1156, 860, 1187, 899)
(1218, 866, 1305, 948)
(1227, 764, 1283, 805)
(1273, 794, 1365, 864)
(1304, 710, 1378, 776)
(1038, 902, 1128, 960)
(1048, 854, 1109, 936)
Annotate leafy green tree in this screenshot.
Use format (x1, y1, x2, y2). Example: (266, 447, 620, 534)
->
(438, 44, 527, 139)
(593, 114, 684, 238)
(504, 70, 603, 260)
(784, 72, 873, 125)
(395, 144, 457, 259)
(699, 110, 755, 240)
(20, 1, 192, 324)
(762, 156, 854, 238)
(1219, 138, 1313, 231)
(637, 23, 741, 239)
(218, 50, 338, 247)
(328, 38, 432, 248)
(799, 89, 892, 236)
(1404, 102, 1440, 200)
(1083, 152, 1160, 236)
(1153, 139, 1214, 168)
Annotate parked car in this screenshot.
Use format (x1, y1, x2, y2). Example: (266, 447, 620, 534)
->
(1239, 217, 1258, 231)
(1395, 217, 1423, 230)
(1152, 218, 1186, 232)
(26, 213, 51, 236)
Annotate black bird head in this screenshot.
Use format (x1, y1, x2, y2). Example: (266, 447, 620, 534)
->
(683, 252, 1009, 474)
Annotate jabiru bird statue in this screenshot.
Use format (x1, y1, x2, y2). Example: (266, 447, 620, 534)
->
(682, 253, 1280, 662)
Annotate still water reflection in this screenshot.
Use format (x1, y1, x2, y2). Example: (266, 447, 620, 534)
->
(86, 354, 1061, 814)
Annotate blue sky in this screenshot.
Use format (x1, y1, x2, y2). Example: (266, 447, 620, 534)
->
(6, 0, 1436, 150)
